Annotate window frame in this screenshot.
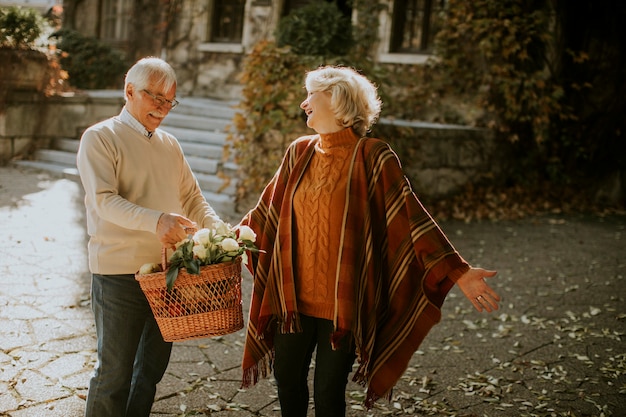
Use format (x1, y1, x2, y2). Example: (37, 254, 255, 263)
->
(100, 0, 131, 43)
(377, 0, 444, 64)
(209, 0, 246, 43)
(199, 0, 247, 53)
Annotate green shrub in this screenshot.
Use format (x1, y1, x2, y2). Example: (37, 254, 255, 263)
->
(0, 6, 43, 49)
(433, 0, 562, 182)
(50, 29, 127, 89)
(275, 1, 354, 57)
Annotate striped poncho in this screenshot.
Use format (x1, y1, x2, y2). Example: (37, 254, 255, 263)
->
(241, 131, 469, 407)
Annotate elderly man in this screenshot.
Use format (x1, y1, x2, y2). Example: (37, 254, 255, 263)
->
(77, 57, 221, 417)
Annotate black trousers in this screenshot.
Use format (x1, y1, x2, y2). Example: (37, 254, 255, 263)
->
(273, 314, 356, 417)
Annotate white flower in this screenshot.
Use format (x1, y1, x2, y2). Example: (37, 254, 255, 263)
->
(193, 228, 212, 245)
(165, 220, 259, 289)
(214, 220, 231, 236)
(237, 225, 256, 242)
(139, 262, 161, 274)
(192, 244, 209, 261)
(220, 237, 240, 252)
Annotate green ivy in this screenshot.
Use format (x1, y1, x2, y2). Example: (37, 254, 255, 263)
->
(276, 1, 353, 57)
(226, 40, 318, 208)
(50, 29, 128, 89)
(432, 0, 565, 182)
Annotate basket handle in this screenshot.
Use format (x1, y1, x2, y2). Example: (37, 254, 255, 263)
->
(161, 247, 169, 270)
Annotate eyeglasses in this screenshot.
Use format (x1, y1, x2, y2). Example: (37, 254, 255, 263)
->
(142, 89, 179, 109)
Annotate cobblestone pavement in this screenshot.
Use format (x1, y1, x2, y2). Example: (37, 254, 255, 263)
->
(1, 164, 625, 417)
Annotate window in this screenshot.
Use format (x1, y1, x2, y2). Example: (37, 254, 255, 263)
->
(210, 0, 245, 43)
(390, 0, 445, 53)
(101, 0, 131, 42)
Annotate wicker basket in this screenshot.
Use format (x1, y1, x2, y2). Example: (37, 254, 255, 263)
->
(135, 252, 244, 342)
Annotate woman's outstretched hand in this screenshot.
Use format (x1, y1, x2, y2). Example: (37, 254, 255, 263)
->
(456, 267, 500, 312)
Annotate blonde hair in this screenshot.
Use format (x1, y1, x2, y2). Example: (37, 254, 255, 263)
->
(124, 57, 177, 100)
(305, 66, 382, 136)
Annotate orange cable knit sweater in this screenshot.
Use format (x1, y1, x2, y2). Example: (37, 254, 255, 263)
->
(292, 129, 357, 320)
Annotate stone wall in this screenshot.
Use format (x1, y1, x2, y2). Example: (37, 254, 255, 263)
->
(0, 91, 39, 163)
(0, 91, 124, 163)
(376, 119, 509, 198)
(0, 49, 52, 163)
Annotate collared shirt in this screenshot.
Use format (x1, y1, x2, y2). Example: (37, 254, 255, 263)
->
(119, 107, 152, 138)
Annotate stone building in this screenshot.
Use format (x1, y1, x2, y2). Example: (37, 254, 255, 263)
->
(64, 0, 444, 100)
(53, 0, 503, 203)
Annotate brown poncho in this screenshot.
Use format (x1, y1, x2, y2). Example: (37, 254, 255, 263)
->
(241, 131, 469, 407)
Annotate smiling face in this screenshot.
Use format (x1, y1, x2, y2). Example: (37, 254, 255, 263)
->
(125, 80, 176, 132)
(300, 90, 342, 134)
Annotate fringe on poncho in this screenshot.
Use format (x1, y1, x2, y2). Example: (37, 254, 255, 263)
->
(240, 131, 469, 408)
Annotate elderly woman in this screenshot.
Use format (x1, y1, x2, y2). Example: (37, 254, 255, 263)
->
(240, 66, 500, 417)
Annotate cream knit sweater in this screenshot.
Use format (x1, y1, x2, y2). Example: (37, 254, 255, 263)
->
(77, 110, 219, 275)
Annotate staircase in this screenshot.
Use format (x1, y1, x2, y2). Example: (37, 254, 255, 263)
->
(14, 96, 240, 216)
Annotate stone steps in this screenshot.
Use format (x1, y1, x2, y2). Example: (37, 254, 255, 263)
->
(163, 113, 232, 132)
(14, 96, 240, 217)
(161, 126, 228, 147)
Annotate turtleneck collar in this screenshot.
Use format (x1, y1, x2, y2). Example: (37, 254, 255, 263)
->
(318, 128, 359, 150)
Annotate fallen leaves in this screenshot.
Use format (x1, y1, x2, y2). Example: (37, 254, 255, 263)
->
(425, 182, 625, 222)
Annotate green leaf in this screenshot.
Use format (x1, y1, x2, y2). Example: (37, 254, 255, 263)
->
(184, 258, 200, 275)
(166, 266, 180, 292)
(169, 249, 183, 263)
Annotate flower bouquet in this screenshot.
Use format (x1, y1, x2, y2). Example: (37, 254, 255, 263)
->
(135, 221, 259, 342)
(165, 221, 258, 291)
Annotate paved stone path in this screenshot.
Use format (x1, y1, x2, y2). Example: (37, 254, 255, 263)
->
(0, 167, 92, 416)
(1, 165, 625, 417)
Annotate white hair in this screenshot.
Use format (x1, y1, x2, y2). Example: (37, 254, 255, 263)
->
(305, 66, 382, 136)
(124, 57, 177, 100)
